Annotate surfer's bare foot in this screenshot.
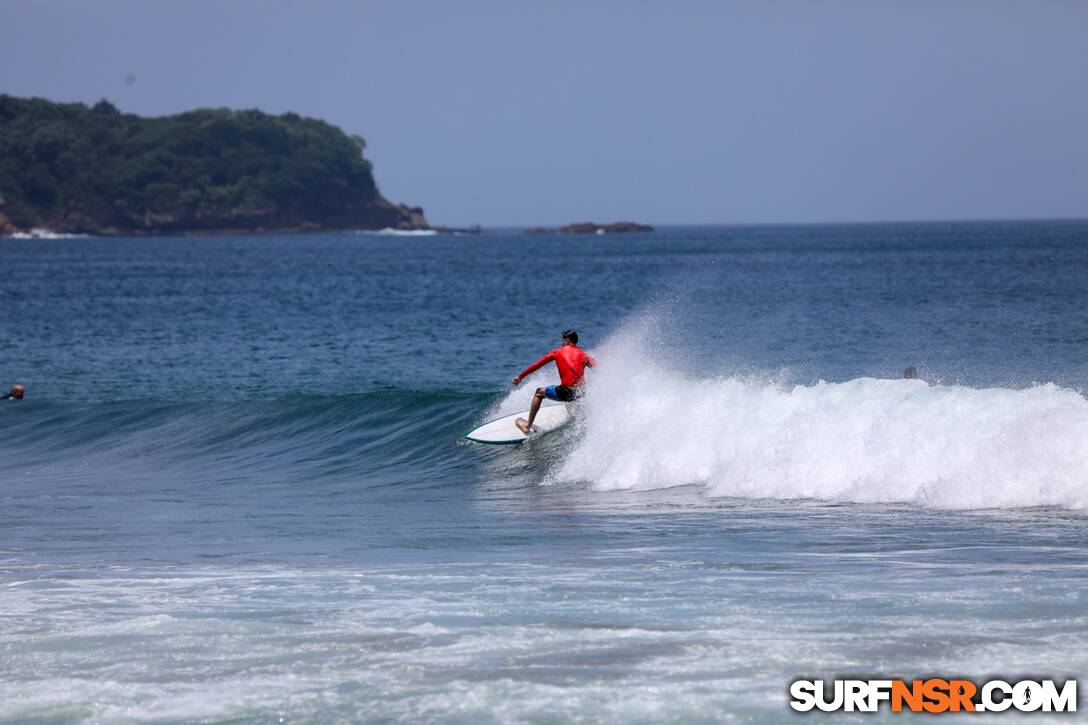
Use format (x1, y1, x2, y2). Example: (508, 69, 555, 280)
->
(515, 418, 533, 434)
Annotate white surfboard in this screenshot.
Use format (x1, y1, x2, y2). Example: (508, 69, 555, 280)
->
(465, 404, 571, 444)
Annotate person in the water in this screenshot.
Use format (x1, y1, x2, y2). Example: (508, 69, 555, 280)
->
(511, 329, 596, 434)
(2, 383, 25, 400)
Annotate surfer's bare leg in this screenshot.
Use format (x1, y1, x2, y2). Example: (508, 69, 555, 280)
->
(516, 388, 546, 434)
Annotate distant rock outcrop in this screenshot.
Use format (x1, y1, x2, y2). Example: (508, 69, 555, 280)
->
(524, 221, 654, 235)
(394, 204, 429, 231)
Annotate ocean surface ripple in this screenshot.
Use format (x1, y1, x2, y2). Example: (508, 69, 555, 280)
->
(3, 223, 1088, 722)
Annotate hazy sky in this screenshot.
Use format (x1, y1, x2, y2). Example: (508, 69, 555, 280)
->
(2, 1, 1086, 226)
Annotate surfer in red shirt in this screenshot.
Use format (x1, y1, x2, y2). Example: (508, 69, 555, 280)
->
(511, 329, 596, 434)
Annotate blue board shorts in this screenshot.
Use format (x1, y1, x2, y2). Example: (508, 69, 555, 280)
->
(544, 384, 578, 402)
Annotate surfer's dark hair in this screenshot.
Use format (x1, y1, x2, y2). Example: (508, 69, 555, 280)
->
(562, 329, 578, 344)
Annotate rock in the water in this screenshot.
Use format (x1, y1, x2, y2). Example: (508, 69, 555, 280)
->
(523, 221, 653, 235)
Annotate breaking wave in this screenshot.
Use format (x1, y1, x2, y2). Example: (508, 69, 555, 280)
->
(538, 325, 1088, 509)
(5, 336, 1088, 511)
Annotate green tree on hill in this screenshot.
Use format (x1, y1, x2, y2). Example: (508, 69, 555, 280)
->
(0, 94, 421, 234)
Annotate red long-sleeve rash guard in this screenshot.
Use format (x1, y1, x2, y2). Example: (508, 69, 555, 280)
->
(518, 345, 597, 387)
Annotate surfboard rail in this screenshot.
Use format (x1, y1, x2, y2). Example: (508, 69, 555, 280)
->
(464, 404, 571, 444)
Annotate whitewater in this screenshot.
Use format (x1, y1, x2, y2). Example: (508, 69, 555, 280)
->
(3, 222, 1087, 722)
(478, 312, 1088, 510)
(561, 343, 1088, 510)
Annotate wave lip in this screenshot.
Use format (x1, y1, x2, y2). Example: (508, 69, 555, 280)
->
(552, 361, 1088, 509)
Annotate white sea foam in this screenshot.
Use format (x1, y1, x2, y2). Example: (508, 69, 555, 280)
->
(4, 560, 1084, 722)
(7, 228, 88, 239)
(358, 227, 438, 236)
(510, 324, 1088, 509)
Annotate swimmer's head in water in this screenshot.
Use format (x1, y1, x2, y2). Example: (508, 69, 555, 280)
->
(903, 367, 918, 380)
(562, 329, 579, 345)
(9, 384, 24, 399)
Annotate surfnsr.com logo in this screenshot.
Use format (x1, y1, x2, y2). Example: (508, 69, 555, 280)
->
(789, 678, 1077, 714)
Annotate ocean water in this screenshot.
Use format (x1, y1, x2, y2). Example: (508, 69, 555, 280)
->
(2, 222, 1087, 722)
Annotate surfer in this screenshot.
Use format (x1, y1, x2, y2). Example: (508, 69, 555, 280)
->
(511, 329, 596, 434)
(2, 383, 25, 400)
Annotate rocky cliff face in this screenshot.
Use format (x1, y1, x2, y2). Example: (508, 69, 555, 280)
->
(6, 200, 428, 236)
(73, 199, 426, 236)
(395, 204, 428, 230)
(37, 198, 427, 236)
(0, 197, 17, 236)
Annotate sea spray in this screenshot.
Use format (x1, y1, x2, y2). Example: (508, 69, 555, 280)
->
(500, 325, 1088, 509)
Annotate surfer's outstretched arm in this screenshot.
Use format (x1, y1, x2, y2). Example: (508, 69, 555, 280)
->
(513, 352, 556, 385)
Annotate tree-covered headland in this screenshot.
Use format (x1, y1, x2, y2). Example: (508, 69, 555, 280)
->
(0, 94, 426, 235)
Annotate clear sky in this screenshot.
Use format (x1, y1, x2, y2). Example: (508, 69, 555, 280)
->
(2, 1, 1086, 227)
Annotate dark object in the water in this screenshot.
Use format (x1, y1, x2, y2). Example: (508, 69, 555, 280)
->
(523, 221, 654, 235)
(2, 383, 25, 400)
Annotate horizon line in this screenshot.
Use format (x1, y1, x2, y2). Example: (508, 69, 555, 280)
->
(461, 215, 1088, 231)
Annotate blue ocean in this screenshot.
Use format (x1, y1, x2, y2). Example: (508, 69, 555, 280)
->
(2, 222, 1087, 722)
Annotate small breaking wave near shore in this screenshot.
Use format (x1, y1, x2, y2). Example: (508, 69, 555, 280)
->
(356, 227, 438, 236)
(542, 325, 1088, 510)
(6, 228, 88, 239)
